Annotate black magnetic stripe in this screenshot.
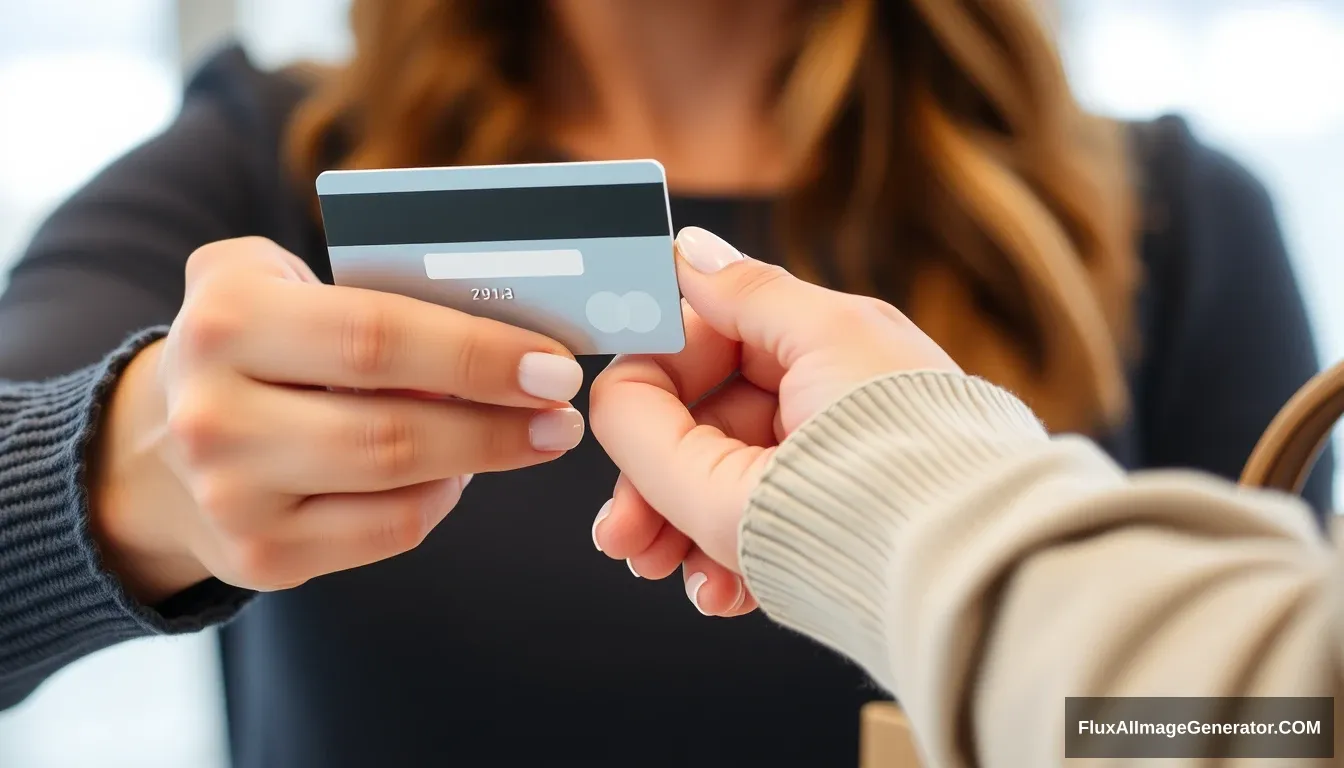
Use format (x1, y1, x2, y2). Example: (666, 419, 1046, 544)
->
(318, 182, 669, 246)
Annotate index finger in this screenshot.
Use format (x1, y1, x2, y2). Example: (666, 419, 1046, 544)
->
(590, 353, 767, 571)
(227, 279, 583, 407)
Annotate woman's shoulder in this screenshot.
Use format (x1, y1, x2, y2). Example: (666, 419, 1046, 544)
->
(168, 44, 323, 255)
(182, 43, 314, 140)
(1124, 115, 1282, 267)
(1114, 115, 1331, 511)
(1121, 113, 1300, 338)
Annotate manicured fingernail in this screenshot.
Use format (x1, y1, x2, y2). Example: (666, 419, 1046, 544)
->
(729, 576, 746, 612)
(529, 408, 585, 452)
(592, 499, 612, 552)
(518, 352, 584, 401)
(685, 572, 710, 615)
(676, 226, 743, 273)
(626, 559, 641, 579)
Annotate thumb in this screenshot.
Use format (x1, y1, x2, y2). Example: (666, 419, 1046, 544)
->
(673, 227, 833, 368)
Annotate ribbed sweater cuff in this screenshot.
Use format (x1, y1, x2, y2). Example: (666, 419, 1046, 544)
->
(737, 371, 1046, 688)
(0, 328, 252, 679)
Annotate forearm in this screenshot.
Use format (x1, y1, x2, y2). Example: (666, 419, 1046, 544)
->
(0, 329, 246, 709)
(738, 372, 1341, 766)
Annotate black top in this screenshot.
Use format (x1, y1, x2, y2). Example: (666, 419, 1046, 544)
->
(0, 46, 1332, 767)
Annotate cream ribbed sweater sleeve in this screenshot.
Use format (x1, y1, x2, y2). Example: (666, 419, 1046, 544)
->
(737, 371, 1343, 767)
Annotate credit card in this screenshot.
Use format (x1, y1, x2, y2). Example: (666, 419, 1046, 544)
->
(316, 159, 685, 356)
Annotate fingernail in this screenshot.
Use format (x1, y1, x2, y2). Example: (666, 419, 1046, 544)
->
(529, 408, 585, 452)
(461, 474, 474, 489)
(685, 572, 710, 615)
(676, 226, 743, 273)
(592, 499, 612, 552)
(729, 576, 746, 612)
(626, 559, 641, 579)
(519, 352, 584, 402)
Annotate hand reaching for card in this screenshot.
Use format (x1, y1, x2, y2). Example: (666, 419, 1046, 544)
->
(589, 227, 960, 616)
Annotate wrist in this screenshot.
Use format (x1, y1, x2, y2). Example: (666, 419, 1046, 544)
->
(88, 339, 211, 605)
(737, 372, 1049, 687)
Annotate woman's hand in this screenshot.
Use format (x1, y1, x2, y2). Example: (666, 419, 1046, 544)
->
(92, 237, 586, 603)
(589, 227, 959, 616)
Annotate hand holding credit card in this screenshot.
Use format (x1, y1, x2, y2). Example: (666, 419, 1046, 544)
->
(317, 159, 686, 356)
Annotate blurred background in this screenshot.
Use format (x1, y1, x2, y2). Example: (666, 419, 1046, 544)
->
(0, 0, 1340, 765)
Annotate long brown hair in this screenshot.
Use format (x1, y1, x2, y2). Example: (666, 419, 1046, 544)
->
(286, 0, 1139, 434)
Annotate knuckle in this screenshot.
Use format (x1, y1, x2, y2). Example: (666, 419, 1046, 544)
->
(477, 411, 527, 465)
(449, 333, 484, 390)
(834, 295, 877, 323)
(183, 237, 274, 288)
(358, 411, 419, 480)
(823, 295, 887, 334)
(589, 360, 631, 405)
(166, 396, 226, 464)
(587, 362, 642, 440)
(192, 475, 247, 528)
(855, 294, 899, 319)
(226, 538, 283, 586)
(174, 295, 244, 361)
(234, 235, 278, 251)
(183, 240, 229, 280)
(867, 295, 909, 324)
(340, 304, 398, 377)
(258, 577, 309, 593)
(587, 393, 629, 447)
(589, 366, 615, 400)
(733, 262, 792, 300)
(380, 498, 433, 554)
(587, 402, 611, 444)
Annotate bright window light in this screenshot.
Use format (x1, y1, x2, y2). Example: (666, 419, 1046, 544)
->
(1192, 5, 1344, 139)
(0, 52, 178, 208)
(236, 0, 353, 68)
(1064, 10, 1191, 119)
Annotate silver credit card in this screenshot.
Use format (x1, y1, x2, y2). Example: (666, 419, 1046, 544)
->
(317, 159, 685, 356)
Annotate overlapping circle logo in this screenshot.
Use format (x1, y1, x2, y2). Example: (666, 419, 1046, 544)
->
(584, 291, 662, 334)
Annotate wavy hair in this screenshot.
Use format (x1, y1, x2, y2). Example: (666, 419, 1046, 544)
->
(286, 0, 1139, 433)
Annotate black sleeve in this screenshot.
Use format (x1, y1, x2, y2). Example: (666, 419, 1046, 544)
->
(0, 51, 277, 707)
(1136, 119, 1334, 525)
(0, 331, 253, 711)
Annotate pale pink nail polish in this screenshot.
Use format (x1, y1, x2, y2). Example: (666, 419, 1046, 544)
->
(685, 572, 709, 615)
(675, 226, 744, 273)
(518, 352, 584, 402)
(529, 408, 585, 452)
(728, 577, 746, 612)
(592, 499, 612, 552)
